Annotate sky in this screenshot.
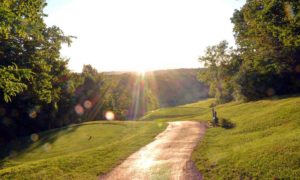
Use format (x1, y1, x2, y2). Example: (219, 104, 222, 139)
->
(44, 0, 245, 72)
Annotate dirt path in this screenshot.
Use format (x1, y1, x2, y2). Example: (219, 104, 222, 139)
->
(99, 121, 206, 180)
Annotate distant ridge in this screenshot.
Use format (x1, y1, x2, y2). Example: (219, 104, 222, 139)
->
(104, 68, 209, 108)
(102, 68, 206, 75)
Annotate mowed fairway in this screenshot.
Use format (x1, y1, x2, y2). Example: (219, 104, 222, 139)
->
(0, 121, 167, 179)
(143, 96, 300, 179)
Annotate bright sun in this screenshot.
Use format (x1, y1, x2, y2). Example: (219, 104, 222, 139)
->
(135, 66, 148, 75)
(137, 69, 146, 74)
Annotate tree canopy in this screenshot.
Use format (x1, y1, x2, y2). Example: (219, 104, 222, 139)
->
(199, 0, 300, 102)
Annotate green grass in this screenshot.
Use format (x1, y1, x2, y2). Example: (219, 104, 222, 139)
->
(143, 96, 300, 179)
(0, 121, 167, 179)
(1, 96, 299, 179)
(141, 98, 215, 122)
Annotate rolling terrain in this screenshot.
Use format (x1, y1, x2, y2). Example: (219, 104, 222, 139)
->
(143, 95, 300, 179)
(0, 121, 167, 179)
(1, 95, 299, 179)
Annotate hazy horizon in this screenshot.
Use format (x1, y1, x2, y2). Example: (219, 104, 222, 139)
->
(45, 0, 246, 72)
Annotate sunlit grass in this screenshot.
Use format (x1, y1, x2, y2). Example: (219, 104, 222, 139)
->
(192, 96, 300, 179)
(0, 121, 167, 179)
(141, 98, 214, 121)
(143, 96, 300, 179)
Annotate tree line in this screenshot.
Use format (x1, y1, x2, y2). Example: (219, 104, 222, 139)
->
(198, 0, 300, 103)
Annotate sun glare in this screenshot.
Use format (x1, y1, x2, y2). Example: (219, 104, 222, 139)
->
(135, 67, 148, 76)
(137, 70, 146, 76)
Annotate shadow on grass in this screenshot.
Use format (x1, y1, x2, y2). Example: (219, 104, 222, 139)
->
(0, 120, 130, 168)
(71, 120, 128, 127)
(220, 118, 235, 129)
(267, 94, 300, 101)
(0, 124, 80, 168)
(143, 113, 201, 120)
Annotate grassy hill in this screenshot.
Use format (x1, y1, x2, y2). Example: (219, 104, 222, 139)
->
(1, 95, 299, 179)
(0, 121, 167, 179)
(143, 95, 300, 179)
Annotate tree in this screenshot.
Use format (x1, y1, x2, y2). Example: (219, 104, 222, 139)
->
(230, 0, 300, 100)
(232, 1, 299, 73)
(0, 64, 32, 102)
(0, 0, 73, 140)
(198, 41, 241, 103)
(200, 0, 300, 103)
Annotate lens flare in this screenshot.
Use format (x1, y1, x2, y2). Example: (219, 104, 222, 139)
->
(30, 133, 39, 142)
(83, 100, 92, 109)
(29, 110, 37, 119)
(75, 104, 84, 115)
(43, 143, 52, 152)
(105, 111, 115, 120)
(137, 70, 146, 77)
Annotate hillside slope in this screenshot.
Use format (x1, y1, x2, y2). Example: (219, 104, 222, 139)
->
(143, 95, 300, 179)
(0, 121, 167, 179)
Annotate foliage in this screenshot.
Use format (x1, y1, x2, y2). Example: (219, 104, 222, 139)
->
(149, 69, 209, 107)
(0, 0, 75, 141)
(104, 73, 160, 120)
(232, 0, 300, 73)
(0, 0, 73, 103)
(199, 0, 300, 102)
(198, 41, 241, 103)
(0, 64, 32, 102)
